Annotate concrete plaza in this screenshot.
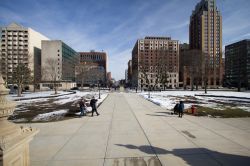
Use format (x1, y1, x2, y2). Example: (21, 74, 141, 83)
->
(28, 93, 250, 166)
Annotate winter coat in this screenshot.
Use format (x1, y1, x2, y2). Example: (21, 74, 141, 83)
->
(179, 102, 184, 112)
(90, 99, 98, 109)
(79, 100, 86, 108)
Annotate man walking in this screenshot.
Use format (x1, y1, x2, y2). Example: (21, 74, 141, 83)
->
(90, 96, 99, 116)
(79, 97, 86, 117)
(178, 101, 184, 118)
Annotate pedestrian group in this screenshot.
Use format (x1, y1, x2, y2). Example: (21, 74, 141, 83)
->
(174, 101, 184, 118)
(79, 96, 100, 117)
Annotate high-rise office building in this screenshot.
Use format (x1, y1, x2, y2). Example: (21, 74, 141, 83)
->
(225, 39, 250, 89)
(41, 40, 78, 89)
(132, 36, 179, 89)
(0, 23, 49, 83)
(190, 0, 222, 87)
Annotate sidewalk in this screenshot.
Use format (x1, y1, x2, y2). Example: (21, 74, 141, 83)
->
(28, 93, 250, 166)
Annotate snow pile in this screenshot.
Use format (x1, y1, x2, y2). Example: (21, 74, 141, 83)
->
(8, 91, 71, 100)
(32, 110, 68, 122)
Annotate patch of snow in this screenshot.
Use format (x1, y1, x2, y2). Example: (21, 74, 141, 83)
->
(139, 91, 250, 112)
(32, 109, 68, 122)
(11, 118, 28, 123)
(8, 91, 72, 100)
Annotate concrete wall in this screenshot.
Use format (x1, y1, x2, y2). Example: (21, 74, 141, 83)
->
(41, 40, 62, 81)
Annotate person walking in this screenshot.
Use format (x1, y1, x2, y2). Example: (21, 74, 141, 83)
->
(90, 97, 99, 116)
(178, 101, 184, 118)
(79, 97, 86, 117)
(173, 103, 179, 114)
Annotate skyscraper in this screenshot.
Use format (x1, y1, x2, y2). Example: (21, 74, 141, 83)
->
(190, 0, 222, 87)
(0, 23, 49, 84)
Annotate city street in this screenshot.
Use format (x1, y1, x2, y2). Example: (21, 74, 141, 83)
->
(28, 93, 250, 166)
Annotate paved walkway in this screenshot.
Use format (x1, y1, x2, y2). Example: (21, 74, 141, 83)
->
(28, 93, 250, 166)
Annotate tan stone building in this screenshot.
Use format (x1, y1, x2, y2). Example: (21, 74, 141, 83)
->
(132, 36, 179, 89)
(0, 23, 49, 84)
(40, 40, 78, 90)
(190, 0, 223, 87)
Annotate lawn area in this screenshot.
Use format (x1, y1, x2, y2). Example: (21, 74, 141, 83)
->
(186, 106, 250, 118)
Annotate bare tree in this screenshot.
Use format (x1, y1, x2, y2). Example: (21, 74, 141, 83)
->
(76, 65, 89, 89)
(42, 58, 60, 94)
(12, 64, 32, 97)
(181, 49, 204, 91)
(138, 59, 151, 97)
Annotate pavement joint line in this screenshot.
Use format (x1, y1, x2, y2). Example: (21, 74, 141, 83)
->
(48, 115, 91, 164)
(137, 94, 250, 165)
(159, 117, 224, 166)
(103, 95, 116, 166)
(184, 116, 250, 152)
(212, 118, 250, 132)
(138, 93, 250, 152)
(124, 94, 163, 166)
(131, 94, 224, 166)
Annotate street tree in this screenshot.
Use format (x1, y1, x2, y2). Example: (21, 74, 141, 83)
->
(12, 64, 32, 97)
(42, 58, 60, 94)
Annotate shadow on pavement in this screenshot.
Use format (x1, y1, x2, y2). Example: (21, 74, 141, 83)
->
(146, 111, 177, 117)
(116, 144, 250, 166)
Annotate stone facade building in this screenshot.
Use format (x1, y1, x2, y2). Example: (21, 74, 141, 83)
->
(40, 40, 78, 90)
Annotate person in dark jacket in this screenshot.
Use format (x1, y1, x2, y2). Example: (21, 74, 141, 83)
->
(178, 101, 184, 118)
(79, 98, 86, 117)
(174, 103, 179, 114)
(90, 97, 99, 116)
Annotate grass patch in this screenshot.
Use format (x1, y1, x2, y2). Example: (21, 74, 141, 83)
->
(189, 106, 250, 118)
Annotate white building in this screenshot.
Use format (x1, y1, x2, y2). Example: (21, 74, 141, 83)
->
(0, 23, 49, 84)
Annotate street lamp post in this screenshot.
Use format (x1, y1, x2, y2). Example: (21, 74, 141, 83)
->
(98, 80, 101, 99)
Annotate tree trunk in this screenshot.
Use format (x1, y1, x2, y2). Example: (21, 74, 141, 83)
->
(54, 82, 58, 94)
(17, 84, 22, 97)
(148, 88, 150, 98)
(81, 78, 83, 89)
(205, 79, 207, 94)
(238, 80, 241, 92)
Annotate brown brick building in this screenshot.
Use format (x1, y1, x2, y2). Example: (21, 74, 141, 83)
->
(132, 36, 179, 89)
(189, 0, 223, 88)
(76, 51, 107, 86)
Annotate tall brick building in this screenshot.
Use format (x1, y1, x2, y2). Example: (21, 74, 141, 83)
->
(132, 37, 179, 89)
(76, 51, 107, 86)
(190, 0, 223, 87)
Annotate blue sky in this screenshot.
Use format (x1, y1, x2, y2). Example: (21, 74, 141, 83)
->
(1, 0, 250, 80)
